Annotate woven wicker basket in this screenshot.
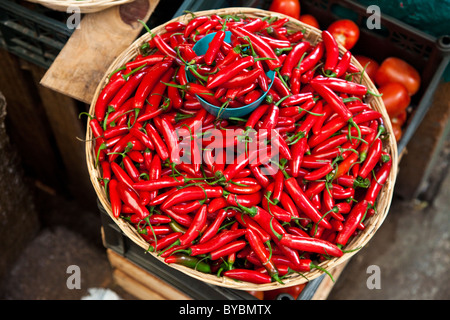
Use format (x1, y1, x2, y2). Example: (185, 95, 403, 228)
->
(27, 0, 134, 13)
(86, 7, 398, 291)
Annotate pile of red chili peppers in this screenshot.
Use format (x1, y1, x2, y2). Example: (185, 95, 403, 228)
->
(89, 13, 393, 285)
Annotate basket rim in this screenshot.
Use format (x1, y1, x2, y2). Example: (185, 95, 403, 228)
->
(85, 7, 398, 291)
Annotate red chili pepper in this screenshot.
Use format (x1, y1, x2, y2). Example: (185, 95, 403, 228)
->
(129, 126, 154, 151)
(221, 68, 263, 89)
(134, 60, 174, 110)
(155, 114, 182, 162)
(196, 18, 220, 35)
(311, 76, 368, 96)
(236, 212, 271, 243)
(207, 197, 228, 214)
(184, 16, 209, 38)
(148, 187, 177, 206)
(102, 124, 128, 140)
(287, 30, 305, 43)
(245, 104, 269, 130)
(311, 82, 353, 122)
(108, 179, 121, 218)
(110, 161, 135, 192)
(249, 165, 271, 188)
(280, 233, 343, 257)
(173, 204, 208, 248)
(225, 192, 262, 208)
(143, 121, 169, 163)
(334, 152, 359, 180)
(107, 67, 148, 112)
(229, 26, 281, 70)
(259, 35, 291, 48)
(172, 200, 203, 215)
(304, 163, 334, 181)
(206, 55, 256, 89)
(204, 22, 227, 65)
(280, 41, 310, 80)
(308, 117, 349, 148)
(312, 133, 349, 154)
(165, 81, 183, 110)
(94, 75, 129, 122)
(262, 192, 292, 223)
(237, 204, 287, 243)
(246, 228, 281, 283)
(187, 229, 246, 256)
(199, 209, 228, 244)
(122, 155, 140, 182)
(335, 200, 370, 247)
(152, 34, 180, 62)
(223, 269, 272, 284)
(224, 178, 262, 194)
(333, 50, 352, 77)
(282, 171, 332, 229)
(125, 54, 172, 71)
(322, 30, 340, 73)
(364, 154, 392, 206)
(299, 42, 324, 74)
(358, 138, 382, 179)
(289, 136, 307, 178)
(260, 104, 279, 130)
(147, 232, 182, 253)
(160, 185, 223, 211)
(280, 92, 314, 107)
(243, 89, 262, 104)
(209, 240, 247, 261)
(271, 170, 284, 205)
(116, 181, 149, 219)
(336, 175, 370, 189)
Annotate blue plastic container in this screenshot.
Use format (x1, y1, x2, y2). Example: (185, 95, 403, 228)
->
(186, 31, 275, 119)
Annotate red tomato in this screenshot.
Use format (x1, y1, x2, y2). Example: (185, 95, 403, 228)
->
(299, 14, 320, 29)
(269, 0, 301, 20)
(391, 109, 408, 127)
(375, 57, 421, 96)
(327, 19, 360, 50)
(391, 121, 403, 142)
(263, 283, 306, 300)
(354, 55, 379, 81)
(378, 82, 411, 118)
(246, 290, 264, 300)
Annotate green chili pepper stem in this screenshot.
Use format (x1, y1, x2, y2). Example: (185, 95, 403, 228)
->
(274, 93, 293, 107)
(311, 263, 335, 282)
(137, 19, 154, 38)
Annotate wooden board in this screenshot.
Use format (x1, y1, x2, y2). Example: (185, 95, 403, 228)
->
(24, 61, 96, 204)
(311, 261, 348, 300)
(107, 249, 192, 300)
(40, 0, 160, 104)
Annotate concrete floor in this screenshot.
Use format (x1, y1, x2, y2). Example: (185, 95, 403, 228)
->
(0, 167, 449, 300)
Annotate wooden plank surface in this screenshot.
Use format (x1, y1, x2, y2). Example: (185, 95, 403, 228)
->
(40, 0, 160, 104)
(107, 249, 192, 300)
(0, 49, 65, 191)
(311, 261, 348, 300)
(26, 61, 96, 205)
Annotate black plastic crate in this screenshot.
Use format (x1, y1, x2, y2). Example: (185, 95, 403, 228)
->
(0, 0, 74, 69)
(99, 201, 324, 300)
(296, 0, 450, 153)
